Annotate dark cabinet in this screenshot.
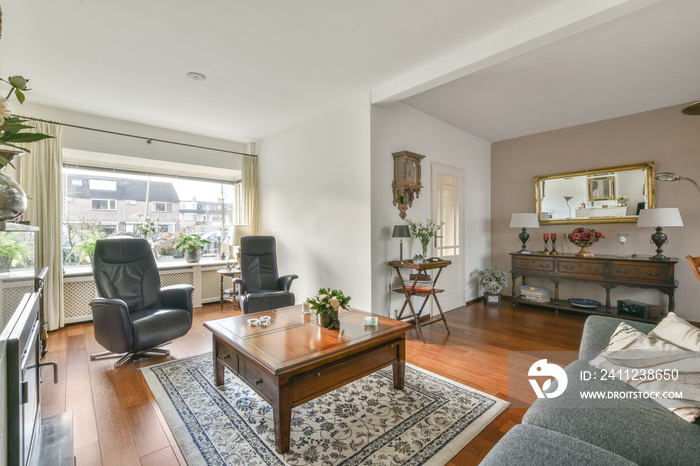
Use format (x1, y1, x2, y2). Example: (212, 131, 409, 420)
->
(510, 253, 677, 322)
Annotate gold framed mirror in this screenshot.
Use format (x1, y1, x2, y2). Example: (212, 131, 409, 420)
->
(535, 162, 655, 225)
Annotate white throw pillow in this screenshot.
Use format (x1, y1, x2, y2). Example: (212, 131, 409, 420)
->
(590, 321, 700, 423)
(648, 312, 700, 351)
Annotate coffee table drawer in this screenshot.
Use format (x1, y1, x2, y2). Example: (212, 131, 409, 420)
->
(217, 343, 238, 373)
(290, 341, 400, 403)
(238, 358, 276, 401)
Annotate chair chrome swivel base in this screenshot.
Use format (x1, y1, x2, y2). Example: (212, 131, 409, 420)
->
(90, 343, 172, 368)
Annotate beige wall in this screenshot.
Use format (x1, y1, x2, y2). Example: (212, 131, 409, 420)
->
(492, 103, 700, 321)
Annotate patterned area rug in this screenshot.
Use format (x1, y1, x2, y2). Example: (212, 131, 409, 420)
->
(142, 353, 508, 465)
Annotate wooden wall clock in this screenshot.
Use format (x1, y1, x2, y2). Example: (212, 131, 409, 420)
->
(392, 150, 425, 219)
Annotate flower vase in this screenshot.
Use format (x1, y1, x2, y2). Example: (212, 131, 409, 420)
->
(328, 308, 340, 330)
(575, 245, 594, 257)
(317, 313, 332, 328)
(0, 171, 27, 222)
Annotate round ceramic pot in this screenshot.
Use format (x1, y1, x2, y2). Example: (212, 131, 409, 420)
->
(184, 247, 202, 263)
(317, 313, 333, 328)
(0, 171, 27, 222)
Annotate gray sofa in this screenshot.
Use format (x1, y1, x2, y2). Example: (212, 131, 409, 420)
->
(481, 316, 700, 465)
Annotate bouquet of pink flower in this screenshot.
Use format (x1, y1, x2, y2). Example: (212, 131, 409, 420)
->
(569, 227, 604, 247)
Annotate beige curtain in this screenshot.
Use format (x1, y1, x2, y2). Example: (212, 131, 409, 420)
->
(18, 121, 64, 330)
(242, 154, 259, 234)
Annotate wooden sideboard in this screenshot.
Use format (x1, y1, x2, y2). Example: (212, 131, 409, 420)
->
(510, 252, 678, 322)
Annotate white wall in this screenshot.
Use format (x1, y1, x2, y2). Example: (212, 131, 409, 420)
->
(259, 95, 372, 309)
(370, 103, 491, 317)
(19, 102, 248, 171)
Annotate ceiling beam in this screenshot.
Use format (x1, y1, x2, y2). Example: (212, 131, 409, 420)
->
(371, 0, 662, 106)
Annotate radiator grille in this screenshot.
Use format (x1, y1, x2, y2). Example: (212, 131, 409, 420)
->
(161, 272, 194, 287)
(63, 266, 219, 323)
(201, 269, 234, 302)
(2, 284, 34, 328)
(63, 280, 97, 322)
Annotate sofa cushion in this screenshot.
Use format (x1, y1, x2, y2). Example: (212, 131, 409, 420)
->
(131, 307, 192, 352)
(579, 316, 656, 361)
(480, 424, 636, 466)
(589, 322, 700, 422)
(523, 359, 700, 465)
(648, 312, 700, 351)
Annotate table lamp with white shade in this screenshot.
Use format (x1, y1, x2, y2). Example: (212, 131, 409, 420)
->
(510, 213, 540, 254)
(636, 208, 683, 260)
(230, 225, 252, 264)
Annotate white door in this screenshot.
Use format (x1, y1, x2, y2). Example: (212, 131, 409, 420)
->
(431, 163, 464, 312)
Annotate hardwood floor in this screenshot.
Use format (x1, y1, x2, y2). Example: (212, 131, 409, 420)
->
(40, 299, 588, 465)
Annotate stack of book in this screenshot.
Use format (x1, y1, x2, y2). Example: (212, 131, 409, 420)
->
(405, 276, 432, 292)
(519, 286, 550, 303)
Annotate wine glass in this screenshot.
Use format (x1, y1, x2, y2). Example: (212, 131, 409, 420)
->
(616, 233, 631, 257)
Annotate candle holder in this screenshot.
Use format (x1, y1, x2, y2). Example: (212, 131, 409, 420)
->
(543, 237, 550, 255)
(550, 236, 558, 255)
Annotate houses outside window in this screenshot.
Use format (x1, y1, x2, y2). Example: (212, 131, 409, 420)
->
(63, 165, 241, 267)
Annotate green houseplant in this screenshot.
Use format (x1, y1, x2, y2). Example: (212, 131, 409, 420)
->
(173, 233, 211, 263)
(306, 288, 351, 328)
(0, 232, 33, 272)
(0, 75, 54, 166)
(73, 230, 108, 265)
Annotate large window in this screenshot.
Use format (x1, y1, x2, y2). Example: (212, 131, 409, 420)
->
(63, 165, 242, 267)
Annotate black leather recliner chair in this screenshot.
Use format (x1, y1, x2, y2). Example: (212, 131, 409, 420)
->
(234, 236, 298, 314)
(89, 237, 195, 367)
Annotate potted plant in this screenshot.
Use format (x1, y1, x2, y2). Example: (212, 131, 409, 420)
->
(306, 288, 351, 328)
(0, 232, 33, 273)
(173, 233, 211, 263)
(0, 75, 54, 221)
(478, 266, 508, 306)
(406, 218, 444, 262)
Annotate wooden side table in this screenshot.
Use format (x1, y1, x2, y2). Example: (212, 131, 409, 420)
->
(217, 268, 241, 309)
(388, 259, 452, 343)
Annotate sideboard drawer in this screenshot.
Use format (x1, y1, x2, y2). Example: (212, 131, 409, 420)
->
(609, 261, 673, 284)
(512, 256, 555, 273)
(557, 259, 606, 279)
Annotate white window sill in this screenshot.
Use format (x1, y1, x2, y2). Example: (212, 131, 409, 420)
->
(63, 257, 230, 278)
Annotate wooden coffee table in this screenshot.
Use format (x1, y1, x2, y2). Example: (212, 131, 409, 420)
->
(204, 306, 412, 454)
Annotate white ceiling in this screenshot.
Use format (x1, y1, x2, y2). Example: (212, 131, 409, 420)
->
(401, 0, 700, 142)
(1, 0, 698, 143)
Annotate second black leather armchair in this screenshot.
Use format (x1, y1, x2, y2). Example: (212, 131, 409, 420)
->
(234, 236, 298, 314)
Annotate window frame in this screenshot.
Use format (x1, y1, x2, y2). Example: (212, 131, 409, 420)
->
(91, 198, 117, 211)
